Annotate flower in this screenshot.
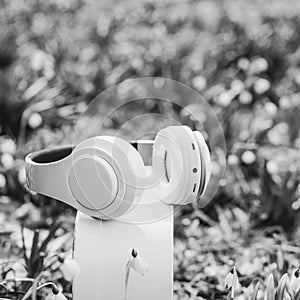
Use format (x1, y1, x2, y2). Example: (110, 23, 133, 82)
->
(227, 154, 239, 166)
(125, 249, 148, 300)
(0, 173, 6, 189)
(0, 138, 16, 155)
(239, 90, 253, 105)
(130, 249, 148, 276)
(238, 57, 250, 70)
(0, 153, 14, 169)
(192, 76, 207, 91)
(267, 122, 289, 146)
(18, 166, 27, 184)
(264, 102, 278, 116)
(241, 151, 256, 164)
(217, 91, 234, 107)
(28, 112, 43, 129)
(266, 160, 279, 174)
(54, 292, 68, 300)
(224, 266, 239, 299)
(254, 78, 270, 94)
(251, 57, 268, 73)
(289, 267, 300, 295)
(60, 257, 80, 281)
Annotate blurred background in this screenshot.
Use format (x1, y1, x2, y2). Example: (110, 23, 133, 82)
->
(0, 0, 299, 299)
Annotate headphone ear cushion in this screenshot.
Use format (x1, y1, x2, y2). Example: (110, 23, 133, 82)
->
(72, 136, 145, 220)
(152, 126, 201, 205)
(193, 131, 212, 195)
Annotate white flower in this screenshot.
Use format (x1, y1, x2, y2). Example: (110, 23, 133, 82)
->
(0, 138, 16, 155)
(227, 154, 239, 166)
(251, 57, 268, 73)
(28, 112, 43, 129)
(256, 58, 268, 72)
(192, 76, 207, 91)
(241, 151, 256, 164)
(279, 96, 291, 109)
(267, 122, 289, 146)
(130, 249, 148, 276)
(18, 166, 27, 184)
(238, 57, 250, 70)
(264, 102, 278, 116)
(231, 79, 244, 94)
(224, 266, 239, 298)
(289, 268, 300, 295)
(254, 78, 270, 94)
(125, 249, 148, 300)
(217, 91, 233, 107)
(30, 50, 46, 71)
(239, 90, 253, 105)
(0, 173, 6, 189)
(60, 258, 80, 281)
(54, 292, 68, 300)
(266, 160, 279, 174)
(1, 153, 14, 169)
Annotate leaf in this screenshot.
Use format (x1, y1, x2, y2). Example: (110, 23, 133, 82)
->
(23, 77, 48, 101)
(39, 221, 61, 253)
(251, 281, 260, 300)
(21, 272, 43, 300)
(265, 273, 275, 300)
(46, 232, 72, 254)
(277, 248, 284, 271)
(0, 283, 8, 294)
(291, 289, 300, 300)
(29, 230, 40, 271)
(226, 291, 232, 300)
(21, 226, 28, 266)
(275, 273, 288, 300)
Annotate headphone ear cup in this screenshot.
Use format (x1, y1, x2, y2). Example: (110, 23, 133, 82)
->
(69, 136, 145, 220)
(193, 131, 212, 195)
(152, 126, 201, 205)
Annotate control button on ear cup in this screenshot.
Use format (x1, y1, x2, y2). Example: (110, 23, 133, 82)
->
(193, 131, 212, 195)
(68, 157, 118, 210)
(152, 126, 201, 205)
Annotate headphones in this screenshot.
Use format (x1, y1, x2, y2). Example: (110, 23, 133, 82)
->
(25, 126, 211, 220)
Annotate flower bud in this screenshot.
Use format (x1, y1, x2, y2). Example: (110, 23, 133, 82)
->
(60, 258, 80, 281)
(54, 292, 68, 300)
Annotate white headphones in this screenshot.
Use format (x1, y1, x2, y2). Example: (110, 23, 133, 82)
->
(25, 126, 211, 220)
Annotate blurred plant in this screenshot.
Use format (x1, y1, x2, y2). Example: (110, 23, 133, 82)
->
(0, 0, 299, 231)
(0, 220, 73, 299)
(0, 274, 68, 300)
(21, 222, 61, 280)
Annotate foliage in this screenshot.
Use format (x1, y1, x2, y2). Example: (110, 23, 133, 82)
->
(0, 0, 299, 229)
(174, 206, 300, 299)
(0, 0, 299, 299)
